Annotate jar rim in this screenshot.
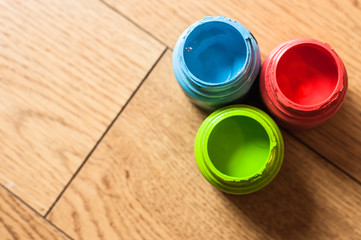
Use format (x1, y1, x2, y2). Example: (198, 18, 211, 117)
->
(194, 105, 284, 194)
(270, 39, 346, 113)
(178, 16, 253, 88)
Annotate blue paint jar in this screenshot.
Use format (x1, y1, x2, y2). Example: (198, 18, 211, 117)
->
(173, 16, 261, 110)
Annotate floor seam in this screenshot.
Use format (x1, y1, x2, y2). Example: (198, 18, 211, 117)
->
(98, 0, 171, 50)
(288, 132, 361, 186)
(0, 183, 73, 240)
(44, 47, 168, 218)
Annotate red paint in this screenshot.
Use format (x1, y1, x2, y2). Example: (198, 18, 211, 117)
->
(260, 39, 347, 130)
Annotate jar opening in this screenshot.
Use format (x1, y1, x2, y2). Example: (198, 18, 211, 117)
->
(276, 43, 338, 106)
(207, 115, 271, 179)
(183, 21, 247, 85)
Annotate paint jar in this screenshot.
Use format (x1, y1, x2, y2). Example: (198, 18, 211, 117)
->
(194, 105, 284, 194)
(173, 16, 261, 111)
(260, 38, 348, 130)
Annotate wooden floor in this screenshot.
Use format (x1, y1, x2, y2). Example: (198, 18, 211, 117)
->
(1, 0, 360, 239)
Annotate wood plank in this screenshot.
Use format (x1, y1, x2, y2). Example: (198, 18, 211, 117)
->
(0, 0, 165, 214)
(0, 185, 69, 240)
(48, 51, 361, 240)
(104, 0, 361, 182)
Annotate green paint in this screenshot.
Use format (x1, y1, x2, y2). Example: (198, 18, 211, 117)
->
(194, 105, 284, 194)
(207, 116, 270, 179)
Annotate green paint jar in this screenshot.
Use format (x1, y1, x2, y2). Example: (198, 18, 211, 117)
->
(194, 105, 284, 194)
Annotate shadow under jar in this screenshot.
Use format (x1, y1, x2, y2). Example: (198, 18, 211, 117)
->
(173, 16, 261, 111)
(260, 38, 348, 130)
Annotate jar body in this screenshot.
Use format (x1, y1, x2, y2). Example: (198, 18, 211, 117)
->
(260, 38, 348, 130)
(194, 105, 284, 194)
(173, 16, 261, 111)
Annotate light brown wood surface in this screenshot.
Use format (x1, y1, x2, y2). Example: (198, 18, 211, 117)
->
(1, 0, 361, 239)
(0, 185, 69, 239)
(104, 0, 361, 182)
(48, 51, 361, 240)
(0, 0, 164, 214)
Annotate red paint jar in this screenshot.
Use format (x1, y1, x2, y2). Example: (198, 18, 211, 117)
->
(260, 38, 348, 130)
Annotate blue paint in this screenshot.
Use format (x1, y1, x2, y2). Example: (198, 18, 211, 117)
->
(173, 16, 261, 110)
(184, 22, 247, 84)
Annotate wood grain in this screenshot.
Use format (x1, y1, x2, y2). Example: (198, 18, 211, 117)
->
(0, 0, 165, 214)
(104, 0, 361, 182)
(48, 51, 361, 240)
(0, 185, 68, 240)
